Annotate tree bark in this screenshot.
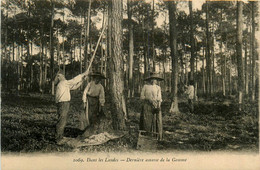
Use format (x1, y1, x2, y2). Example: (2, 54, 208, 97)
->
(211, 34, 215, 94)
(84, 0, 92, 71)
(189, 1, 195, 81)
(57, 29, 60, 71)
(62, 9, 66, 75)
(202, 46, 206, 94)
(17, 44, 20, 91)
(4, 0, 9, 63)
(220, 8, 225, 96)
(142, 13, 148, 74)
(168, 1, 179, 114)
(251, 1, 256, 101)
(44, 47, 48, 86)
(152, 0, 156, 72)
(245, 28, 248, 95)
(108, 0, 127, 130)
(21, 45, 24, 90)
(50, 1, 55, 95)
(236, 1, 244, 109)
(127, 0, 134, 98)
(205, 1, 211, 96)
(80, 13, 83, 74)
(39, 28, 43, 93)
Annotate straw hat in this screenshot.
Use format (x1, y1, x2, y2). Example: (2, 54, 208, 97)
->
(144, 72, 164, 81)
(89, 72, 106, 79)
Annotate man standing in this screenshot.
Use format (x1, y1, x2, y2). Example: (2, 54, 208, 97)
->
(54, 70, 89, 143)
(185, 80, 195, 113)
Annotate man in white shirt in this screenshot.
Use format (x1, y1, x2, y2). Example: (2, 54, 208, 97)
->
(54, 70, 89, 142)
(185, 80, 195, 113)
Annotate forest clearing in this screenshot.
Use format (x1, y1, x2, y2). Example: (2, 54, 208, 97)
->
(1, 91, 258, 153)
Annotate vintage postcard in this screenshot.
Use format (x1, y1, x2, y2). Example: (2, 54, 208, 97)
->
(1, 0, 259, 169)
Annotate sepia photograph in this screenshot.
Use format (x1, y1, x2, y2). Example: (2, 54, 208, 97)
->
(1, 0, 260, 169)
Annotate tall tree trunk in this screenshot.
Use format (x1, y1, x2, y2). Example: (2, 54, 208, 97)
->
(142, 14, 148, 74)
(195, 50, 198, 101)
(100, 39, 104, 73)
(228, 68, 232, 95)
(202, 46, 206, 94)
(162, 58, 166, 92)
(211, 34, 215, 94)
(127, 0, 134, 98)
(39, 29, 43, 93)
(12, 42, 15, 61)
(189, 1, 195, 81)
(26, 40, 30, 92)
(62, 9, 66, 75)
(100, 11, 106, 73)
(107, 0, 112, 92)
(180, 51, 185, 86)
(21, 45, 24, 90)
(236, 1, 244, 109)
(50, 1, 55, 95)
(220, 8, 226, 96)
(57, 29, 60, 71)
(17, 42, 20, 91)
(168, 1, 179, 114)
(222, 41, 227, 97)
(70, 39, 73, 73)
(205, 1, 211, 96)
(185, 58, 189, 85)
(73, 38, 76, 74)
(31, 63, 33, 91)
(108, 0, 126, 130)
(245, 28, 248, 95)
(26, 1, 31, 92)
(30, 42, 34, 90)
(146, 8, 150, 73)
(4, 0, 9, 63)
(80, 12, 83, 74)
(84, 0, 92, 71)
(44, 47, 48, 87)
(152, 0, 156, 72)
(251, 1, 256, 101)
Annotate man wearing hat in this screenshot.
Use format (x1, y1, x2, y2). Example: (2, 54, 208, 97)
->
(140, 72, 163, 140)
(81, 72, 106, 130)
(53, 69, 89, 143)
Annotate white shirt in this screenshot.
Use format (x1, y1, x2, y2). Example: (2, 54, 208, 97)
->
(140, 84, 162, 102)
(186, 85, 194, 99)
(82, 81, 105, 106)
(55, 74, 84, 103)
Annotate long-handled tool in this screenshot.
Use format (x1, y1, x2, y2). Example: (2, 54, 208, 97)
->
(85, 18, 107, 73)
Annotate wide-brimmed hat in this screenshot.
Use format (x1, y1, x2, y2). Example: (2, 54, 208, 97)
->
(89, 72, 106, 79)
(144, 72, 164, 81)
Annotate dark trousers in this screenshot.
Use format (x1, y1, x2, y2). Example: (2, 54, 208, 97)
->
(56, 102, 70, 140)
(188, 99, 194, 113)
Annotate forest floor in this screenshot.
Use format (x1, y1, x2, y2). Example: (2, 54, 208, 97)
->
(1, 91, 259, 153)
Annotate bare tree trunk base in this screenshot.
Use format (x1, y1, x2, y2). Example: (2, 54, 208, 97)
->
(239, 91, 243, 111)
(169, 99, 179, 114)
